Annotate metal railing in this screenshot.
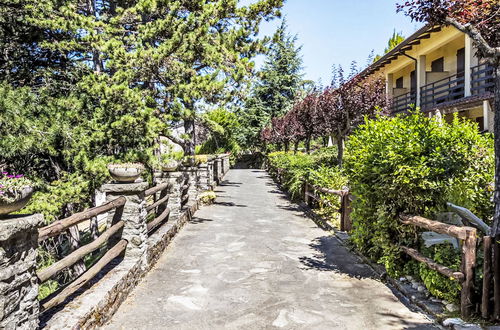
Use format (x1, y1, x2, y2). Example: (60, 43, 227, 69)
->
(471, 63, 494, 96)
(420, 72, 465, 110)
(391, 91, 416, 114)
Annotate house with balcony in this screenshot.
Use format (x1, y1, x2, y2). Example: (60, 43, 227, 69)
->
(359, 25, 495, 131)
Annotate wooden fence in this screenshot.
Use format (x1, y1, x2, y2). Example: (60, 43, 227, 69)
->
(268, 165, 353, 232)
(400, 215, 477, 318)
(145, 183, 172, 234)
(268, 163, 500, 320)
(304, 183, 352, 232)
(37, 196, 128, 312)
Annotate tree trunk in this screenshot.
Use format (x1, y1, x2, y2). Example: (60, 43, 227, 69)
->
(294, 141, 299, 154)
(284, 141, 290, 152)
(337, 136, 344, 168)
(184, 118, 196, 157)
(492, 63, 500, 237)
(322, 136, 328, 147)
(305, 137, 311, 153)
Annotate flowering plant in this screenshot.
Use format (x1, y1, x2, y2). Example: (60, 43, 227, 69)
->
(0, 172, 33, 203)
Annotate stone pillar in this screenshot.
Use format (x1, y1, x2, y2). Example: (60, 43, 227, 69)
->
(214, 157, 223, 184)
(155, 171, 185, 219)
(196, 162, 210, 192)
(182, 167, 198, 202)
(207, 158, 215, 189)
(223, 155, 230, 176)
(0, 214, 43, 330)
(101, 182, 149, 259)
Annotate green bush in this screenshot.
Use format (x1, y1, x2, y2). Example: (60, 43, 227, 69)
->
(344, 111, 493, 301)
(267, 148, 348, 224)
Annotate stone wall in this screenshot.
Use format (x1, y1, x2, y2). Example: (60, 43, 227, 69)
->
(101, 182, 149, 260)
(6, 160, 228, 330)
(42, 202, 200, 330)
(154, 171, 188, 220)
(0, 214, 43, 330)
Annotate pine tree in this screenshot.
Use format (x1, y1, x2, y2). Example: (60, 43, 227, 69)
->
(240, 19, 304, 148)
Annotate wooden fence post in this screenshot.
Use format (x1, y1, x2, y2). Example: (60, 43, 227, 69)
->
(461, 227, 477, 318)
(494, 237, 500, 320)
(482, 236, 493, 318)
(340, 191, 352, 232)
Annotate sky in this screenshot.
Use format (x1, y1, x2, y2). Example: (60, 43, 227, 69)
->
(250, 0, 423, 85)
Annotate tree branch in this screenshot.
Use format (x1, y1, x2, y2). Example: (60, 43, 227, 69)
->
(444, 17, 500, 59)
(163, 133, 186, 148)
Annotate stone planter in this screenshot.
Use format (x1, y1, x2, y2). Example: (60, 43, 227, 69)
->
(161, 160, 180, 172)
(108, 164, 144, 183)
(0, 186, 34, 216)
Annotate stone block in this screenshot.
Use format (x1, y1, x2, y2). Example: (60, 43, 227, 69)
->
(0, 214, 43, 330)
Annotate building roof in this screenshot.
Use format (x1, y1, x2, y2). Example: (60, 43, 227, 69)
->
(358, 24, 443, 79)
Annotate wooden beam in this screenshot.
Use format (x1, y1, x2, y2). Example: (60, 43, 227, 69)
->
(461, 227, 477, 318)
(400, 215, 470, 240)
(144, 183, 171, 197)
(416, 34, 431, 40)
(147, 208, 171, 233)
(37, 221, 125, 283)
(38, 196, 126, 242)
(146, 194, 169, 212)
(482, 236, 493, 318)
(400, 246, 464, 281)
(41, 239, 128, 312)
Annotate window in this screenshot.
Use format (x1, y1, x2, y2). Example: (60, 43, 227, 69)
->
(410, 71, 416, 91)
(431, 57, 444, 72)
(475, 117, 485, 132)
(395, 77, 404, 89)
(456, 48, 465, 77)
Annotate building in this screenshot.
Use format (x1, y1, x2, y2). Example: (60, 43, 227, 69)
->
(359, 25, 495, 131)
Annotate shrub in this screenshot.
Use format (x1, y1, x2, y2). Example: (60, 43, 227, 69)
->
(267, 148, 348, 224)
(344, 111, 493, 301)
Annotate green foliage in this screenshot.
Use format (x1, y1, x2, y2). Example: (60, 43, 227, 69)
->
(419, 245, 462, 302)
(373, 30, 405, 62)
(267, 148, 347, 225)
(344, 111, 493, 298)
(200, 108, 241, 155)
(239, 20, 304, 148)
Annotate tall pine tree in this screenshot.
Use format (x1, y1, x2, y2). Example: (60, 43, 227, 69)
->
(240, 20, 304, 148)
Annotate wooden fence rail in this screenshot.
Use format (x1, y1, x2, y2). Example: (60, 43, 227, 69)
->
(38, 196, 126, 242)
(41, 239, 128, 312)
(37, 195, 129, 312)
(146, 183, 172, 234)
(304, 182, 352, 232)
(399, 215, 477, 318)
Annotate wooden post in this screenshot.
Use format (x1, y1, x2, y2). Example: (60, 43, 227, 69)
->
(482, 236, 493, 319)
(461, 227, 477, 318)
(340, 191, 352, 232)
(494, 237, 500, 320)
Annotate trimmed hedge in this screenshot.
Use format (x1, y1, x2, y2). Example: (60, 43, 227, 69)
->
(344, 112, 493, 302)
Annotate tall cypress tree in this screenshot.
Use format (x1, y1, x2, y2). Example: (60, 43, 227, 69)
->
(240, 20, 304, 148)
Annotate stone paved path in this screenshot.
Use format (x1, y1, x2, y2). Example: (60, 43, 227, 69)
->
(104, 169, 437, 330)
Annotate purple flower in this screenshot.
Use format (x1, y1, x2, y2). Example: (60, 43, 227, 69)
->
(1, 172, 7, 175)
(7, 175, 14, 178)
(14, 175, 23, 178)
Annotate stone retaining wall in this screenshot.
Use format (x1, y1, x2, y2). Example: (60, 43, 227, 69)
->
(0, 214, 43, 330)
(42, 202, 199, 330)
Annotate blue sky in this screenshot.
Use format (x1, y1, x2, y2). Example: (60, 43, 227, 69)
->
(251, 0, 423, 85)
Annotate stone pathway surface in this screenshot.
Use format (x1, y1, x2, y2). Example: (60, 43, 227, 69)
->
(104, 169, 437, 330)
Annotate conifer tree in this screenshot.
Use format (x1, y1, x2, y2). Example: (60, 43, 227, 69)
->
(240, 19, 304, 148)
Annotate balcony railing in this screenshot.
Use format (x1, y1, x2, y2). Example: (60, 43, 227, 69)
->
(471, 63, 494, 96)
(391, 91, 416, 114)
(420, 73, 465, 110)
